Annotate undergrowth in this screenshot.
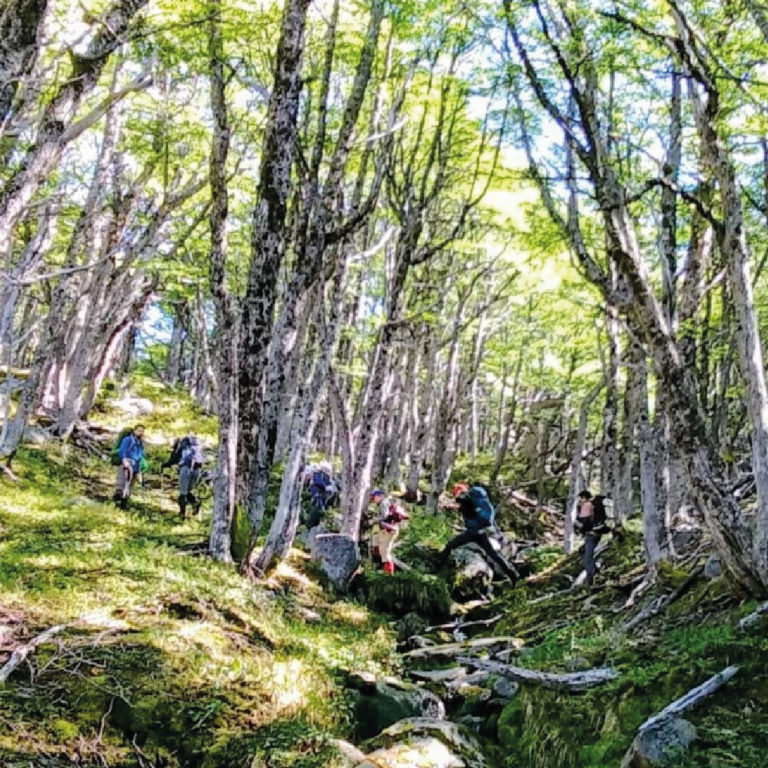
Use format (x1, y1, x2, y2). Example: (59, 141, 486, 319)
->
(0, 383, 397, 768)
(488, 531, 768, 768)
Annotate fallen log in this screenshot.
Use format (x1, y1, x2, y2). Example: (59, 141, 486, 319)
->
(624, 567, 703, 632)
(402, 636, 524, 662)
(424, 614, 502, 634)
(0, 624, 67, 683)
(456, 656, 619, 691)
(738, 600, 768, 629)
(637, 665, 739, 733)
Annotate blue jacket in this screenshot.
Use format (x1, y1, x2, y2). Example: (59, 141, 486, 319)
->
(118, 434, 145, 472)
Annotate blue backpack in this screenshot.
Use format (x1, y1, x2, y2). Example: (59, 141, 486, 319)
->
(468, 486, 495, 527)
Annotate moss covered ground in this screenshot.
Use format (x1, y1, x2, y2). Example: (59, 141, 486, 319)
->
(0, 380, 398, 768)
(485, 530, 768, 768)
(3, 380, 768, 768)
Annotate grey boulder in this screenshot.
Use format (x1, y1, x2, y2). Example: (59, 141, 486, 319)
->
(622, 718, 697, 768)
(311, 533, 359, 590)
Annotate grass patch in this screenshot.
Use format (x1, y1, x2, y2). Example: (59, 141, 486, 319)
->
(0, 403, 397, 768)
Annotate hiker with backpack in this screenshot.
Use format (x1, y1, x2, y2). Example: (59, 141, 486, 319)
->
(437, 483, 519, 584)
(112, 425, 146, 510)
(306, 462, 337, 528)
(161, 433, 205, 519)
(575, 490, 609, 585)
(369, 488, 409, 574)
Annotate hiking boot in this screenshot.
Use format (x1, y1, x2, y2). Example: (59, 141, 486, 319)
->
(118, 497, 128, 510)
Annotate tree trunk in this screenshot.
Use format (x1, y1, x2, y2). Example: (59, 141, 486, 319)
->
(0, 0, 49, 137)
(208, 0, 238, 563)
(565, 383, 602, 554)
(0, 0, 148, 261)
(254, 272, 347, 573)
(238, 0, 311, 489)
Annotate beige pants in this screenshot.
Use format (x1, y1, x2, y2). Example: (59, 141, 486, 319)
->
(374, 526, 398, 562)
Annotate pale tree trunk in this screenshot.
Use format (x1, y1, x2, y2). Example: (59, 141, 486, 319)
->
(507, 0, 766, 592)
(0, 0, 49, 142)
(671, 10, 768, 584)
(254, 272, 347, 574)
(242, 0, 384, 528)
(0, 0, 149, 262)
(79, 321, 136, 420)
(246, 285, 313, 538)
(619, 359, 635, 521)
(49, 175, 205, 436)
(468, 314, 487, 463)
(53, 265, 154, 436)
(406, 333, 437, 498)
(115, 326, 135, 377)
(565, 383, 602, 553)
(629, 340, 667, 568)
(490, 363, 510, 486)
(340, 246, 409, 537)
(166, 302, 187, 386)
(428, 326, 463, 512)
(490, 324, 528, 486)
(208, 0, 238, 563)
(654, 71, 683, 555)
(382, 347, 411, 487)
(600, 284, 622, 524)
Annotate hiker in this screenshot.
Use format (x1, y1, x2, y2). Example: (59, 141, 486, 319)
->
(438, 483, 519, 583)
(113, 425, 146, 510)
(306, 461, 337, 528)
(161, 433, 205, 519)
(369, 488, 409, 575)
(575, 490, 608, 585)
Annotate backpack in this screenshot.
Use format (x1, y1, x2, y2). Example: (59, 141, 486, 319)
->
(110, 428, 134, 466)
(311, 470, 332, 493)
(180, 436, 204, 467)
(592, 495, 608, 529)
(468, 486, 495, 527)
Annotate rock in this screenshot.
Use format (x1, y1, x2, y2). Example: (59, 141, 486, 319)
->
(329, 738, 376, 767)
(704, 554, 722, 579)
(112, 395, 155, 417)
(408, 635, 436, 649)
(395, 612, 428, 643)
(303, 524, 329, 551)
(347, 673, 446, 740)
(410, 668, 469, 684)
(450, 547, 494, 601)
(364, 718, 489, 768)
(356, 570, 452, 621)
(23, 425, 49, 445)
(311, 534, 359, 591)
(564, 656, 592, 673)
(491, 677, 519, 700)
(621, 718, 697, 768)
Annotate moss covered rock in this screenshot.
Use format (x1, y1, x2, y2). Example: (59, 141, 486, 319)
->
(357, 570, 452, 622)
(346, 671, 445, 740)
(621, 718, 697, 768)
(364, 717, 489, 768)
